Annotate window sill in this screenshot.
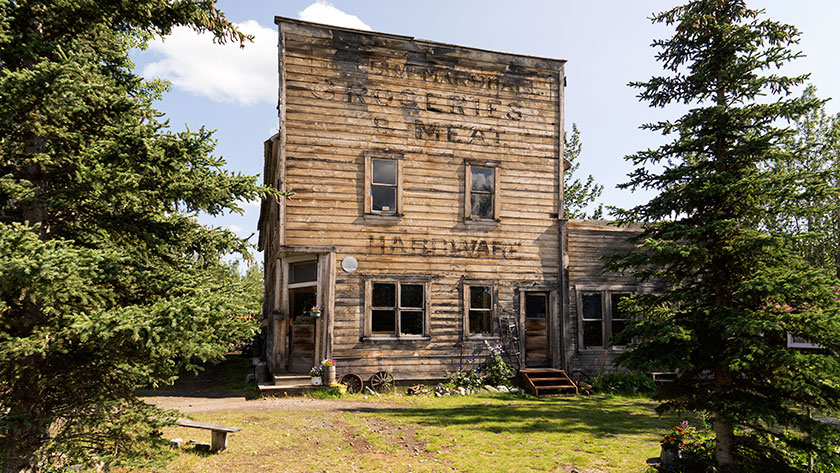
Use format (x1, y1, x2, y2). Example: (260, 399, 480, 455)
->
(364, 213, 403, 225)
(465, 217, 500, 223)
(578, 346, 627, 353)
(463, 218, 499, 229)
(361, 335, 431, 342)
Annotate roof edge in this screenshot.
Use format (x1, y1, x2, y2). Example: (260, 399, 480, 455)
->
(273, 16, 567, 67)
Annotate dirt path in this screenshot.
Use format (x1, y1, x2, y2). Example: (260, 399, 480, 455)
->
(141, 394, 403, 414)
(138, 355, 404, 414)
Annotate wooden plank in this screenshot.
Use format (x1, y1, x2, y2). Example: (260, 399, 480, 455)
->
(176, 419, 242, 433)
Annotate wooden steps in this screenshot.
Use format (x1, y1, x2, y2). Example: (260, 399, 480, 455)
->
(257, 374, 328, 396)
(520, 369, 578, 395)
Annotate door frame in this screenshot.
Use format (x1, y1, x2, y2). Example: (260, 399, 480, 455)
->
(273, 249, 336, 374)
(518, 285, 560, 369)
(287, 285, 318, 373)
(283, 255, 319, 373)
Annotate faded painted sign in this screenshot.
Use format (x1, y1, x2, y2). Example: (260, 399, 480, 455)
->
(369, 235, 521, 259)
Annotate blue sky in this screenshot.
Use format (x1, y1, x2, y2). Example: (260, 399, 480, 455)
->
(131, 1, 840, 260)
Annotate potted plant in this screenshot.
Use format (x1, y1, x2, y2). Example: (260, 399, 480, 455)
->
(309, 305, 322, 318)
(321, 358, 336, 385)
(659, 421, 694, 470)
(309, 366, 323, 385)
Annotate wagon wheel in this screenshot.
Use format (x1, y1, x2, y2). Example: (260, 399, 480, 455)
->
(570, 370, 590, 384)
(369, 371, 394, 393)
(340, 373, 364, 393)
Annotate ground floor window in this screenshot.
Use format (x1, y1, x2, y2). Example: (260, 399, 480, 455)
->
(365, 278, 431, 338)
(468, 285, 494, 335)
(577, 289, 633, 349)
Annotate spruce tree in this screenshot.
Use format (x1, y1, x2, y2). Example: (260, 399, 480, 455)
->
(609, 1, 840, 470)
(768, 86, 840, 278)
(0, 2, 271, 471)
(564, 124, 604, 219)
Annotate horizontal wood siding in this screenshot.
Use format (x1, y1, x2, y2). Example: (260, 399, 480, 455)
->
(566, 220, 652, 376)
(274, 20, 564, 380)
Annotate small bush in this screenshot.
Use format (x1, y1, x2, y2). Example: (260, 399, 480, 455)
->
(446, 358, 484, 388)
(310, 384, 347, 399)
(483, 344, 514, 386)
(589, 370, 655, 395)
(446, 344, 515, 389)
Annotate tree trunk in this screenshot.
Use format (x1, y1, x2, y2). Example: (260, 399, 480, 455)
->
(21, 132, 48, 238)
(714, 420, 736, 473)
(1, 413, 45, 473)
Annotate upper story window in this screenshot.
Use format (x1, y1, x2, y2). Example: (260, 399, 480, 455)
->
(578, 289, 633, 349)
(465, 161, 500, 221)
(365, 152, 403, 217)
(372, 159, 397, 212)
(364, 278, 431, 339)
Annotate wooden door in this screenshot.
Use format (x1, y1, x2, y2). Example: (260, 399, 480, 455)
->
(524, 292, 550, 367)
(288, 287, 317, 373)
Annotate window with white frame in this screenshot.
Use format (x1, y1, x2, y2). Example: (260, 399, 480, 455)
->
(578, 289, 633, 349)
(365, 153, 403, 216)
(467, 285, 494, 335)
(365, 279, 430, 338)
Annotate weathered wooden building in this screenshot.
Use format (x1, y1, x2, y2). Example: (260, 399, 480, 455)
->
(258, 17, 644, 383)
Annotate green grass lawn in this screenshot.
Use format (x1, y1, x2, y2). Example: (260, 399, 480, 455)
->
(134, 393, 684, 473)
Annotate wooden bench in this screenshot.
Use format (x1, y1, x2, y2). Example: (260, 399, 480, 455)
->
(176, 418, 242, 452)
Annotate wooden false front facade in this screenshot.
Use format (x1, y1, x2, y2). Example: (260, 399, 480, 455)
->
(259, 18, 643, 381)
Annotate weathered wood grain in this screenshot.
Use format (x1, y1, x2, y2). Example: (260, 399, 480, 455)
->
(263, 18, 568, 380)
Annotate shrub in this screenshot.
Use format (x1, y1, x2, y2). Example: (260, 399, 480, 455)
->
(484, 344, 514, 386)
(589, 370, 655, 395)
(446, 344, 516, 389)
(446, 358, 484, 388)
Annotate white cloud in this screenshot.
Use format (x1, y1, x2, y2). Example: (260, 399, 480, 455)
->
(298, 1, 371, 30)
(237, 198, 262, 211)
(142, 20, 276, 105)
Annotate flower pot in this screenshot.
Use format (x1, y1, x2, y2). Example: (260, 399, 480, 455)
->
(310, 376, 322, 386)
(325, 366, 336, 385)
(309, 310, 321, 318)
(660, 446, 680, 470)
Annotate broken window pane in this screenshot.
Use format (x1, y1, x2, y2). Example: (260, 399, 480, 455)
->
(372, 309, 396, 334)
(470, 193, 493, 219)
(401, 284, 423, 308)
(469, 286, 492, 310)
(400, 311, 423, 335)
(471, 166, 494, 192)
(371, 186, 396, 212)
(372, 159, 397, 185)
(372, 283, 396, 307)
